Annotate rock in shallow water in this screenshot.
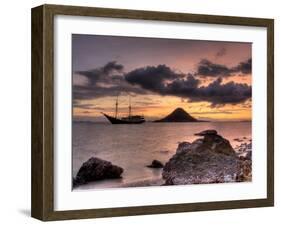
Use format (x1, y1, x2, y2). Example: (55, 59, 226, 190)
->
(73, 157, 124, 187)
(162, 130, 250, 185)
(147, 160, 164, 168)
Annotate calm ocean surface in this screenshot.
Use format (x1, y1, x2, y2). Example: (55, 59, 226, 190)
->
(73, 121, 251, 190)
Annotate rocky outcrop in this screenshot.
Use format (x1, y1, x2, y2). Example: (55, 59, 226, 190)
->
(154, 108, 199, 122)
(162, 130, 251, 185)
(236, 142, 252, 182)
(237, 159, 252, 182)
(245, 150, 252, 160)
(194, 130, 218, 136)
(147, 160, 164, 168)
(194, 130, 236, 156)
(73, 157, 124, 187)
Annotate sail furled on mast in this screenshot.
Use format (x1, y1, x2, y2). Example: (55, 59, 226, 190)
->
(115, 95, 118, 119)
(128, 95, 131, 118)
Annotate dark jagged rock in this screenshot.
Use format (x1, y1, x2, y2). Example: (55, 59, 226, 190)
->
(195, 130, 217, 136)
(236, 159, 252, 182)
(162, 130, 248, 185)
(245, 150, 252, 160)
(234, 138, 243, 142)
(147, 160, 164, 168)
(199, 130, 236, 156)
(154, 108, 199, 123)
(73, 157, 123, 187)
(176, 142, 192, 154)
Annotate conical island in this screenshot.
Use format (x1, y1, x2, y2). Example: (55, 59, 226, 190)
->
(154, 108, 200, 122)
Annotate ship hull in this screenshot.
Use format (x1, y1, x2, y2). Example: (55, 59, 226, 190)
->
(102, 113, 145, 124)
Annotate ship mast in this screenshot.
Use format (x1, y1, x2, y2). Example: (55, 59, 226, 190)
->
(115, 95, 118, 119)
(128, 95, 132, 118)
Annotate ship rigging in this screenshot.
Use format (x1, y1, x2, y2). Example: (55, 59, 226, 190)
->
(102, 96, 145, 124)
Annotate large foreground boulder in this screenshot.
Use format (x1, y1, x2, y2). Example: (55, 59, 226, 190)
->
(73, 157, 124, 187)
(162, 130, 250, 185)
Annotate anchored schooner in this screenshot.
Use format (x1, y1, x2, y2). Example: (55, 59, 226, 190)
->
(102, 96, 145, 124)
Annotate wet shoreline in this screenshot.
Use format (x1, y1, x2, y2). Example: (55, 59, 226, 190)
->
(73, 132, 252, 190)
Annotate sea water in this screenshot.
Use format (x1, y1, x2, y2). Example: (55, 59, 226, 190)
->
(72, 121, 251, 190)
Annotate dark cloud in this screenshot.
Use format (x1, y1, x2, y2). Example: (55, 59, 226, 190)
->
(73, 103, 95, 110)
(125, 64, 183, 91)
(76, 61, 124, 85)
(232, 58, 252, 74)
(125, 66, 251, 106)
(73, 61, 145, 100)
(102, 61, 124, 74)
(197, 59, 231, 77)
(191, 77, 252, 106)
(197, 58, 252, 77)
(164, 74, 200, 96)
(74, 61, 251, 106)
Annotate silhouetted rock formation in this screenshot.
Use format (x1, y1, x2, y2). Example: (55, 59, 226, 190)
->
(73, 157, 124, 187)
(162, 130, 252, 185)
(146, 160, 164, 168)
(154, 108, 199, 122)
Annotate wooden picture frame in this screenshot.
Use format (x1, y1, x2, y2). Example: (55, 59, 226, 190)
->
(31, 4, 274, 221)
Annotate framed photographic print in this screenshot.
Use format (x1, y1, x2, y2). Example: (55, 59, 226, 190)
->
(31, 4, 274, 221)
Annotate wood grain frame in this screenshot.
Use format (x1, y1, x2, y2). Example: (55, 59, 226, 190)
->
(31, 4, 274, 221)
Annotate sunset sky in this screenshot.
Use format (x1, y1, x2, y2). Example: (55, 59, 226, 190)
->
(72, 34, 252, 122)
